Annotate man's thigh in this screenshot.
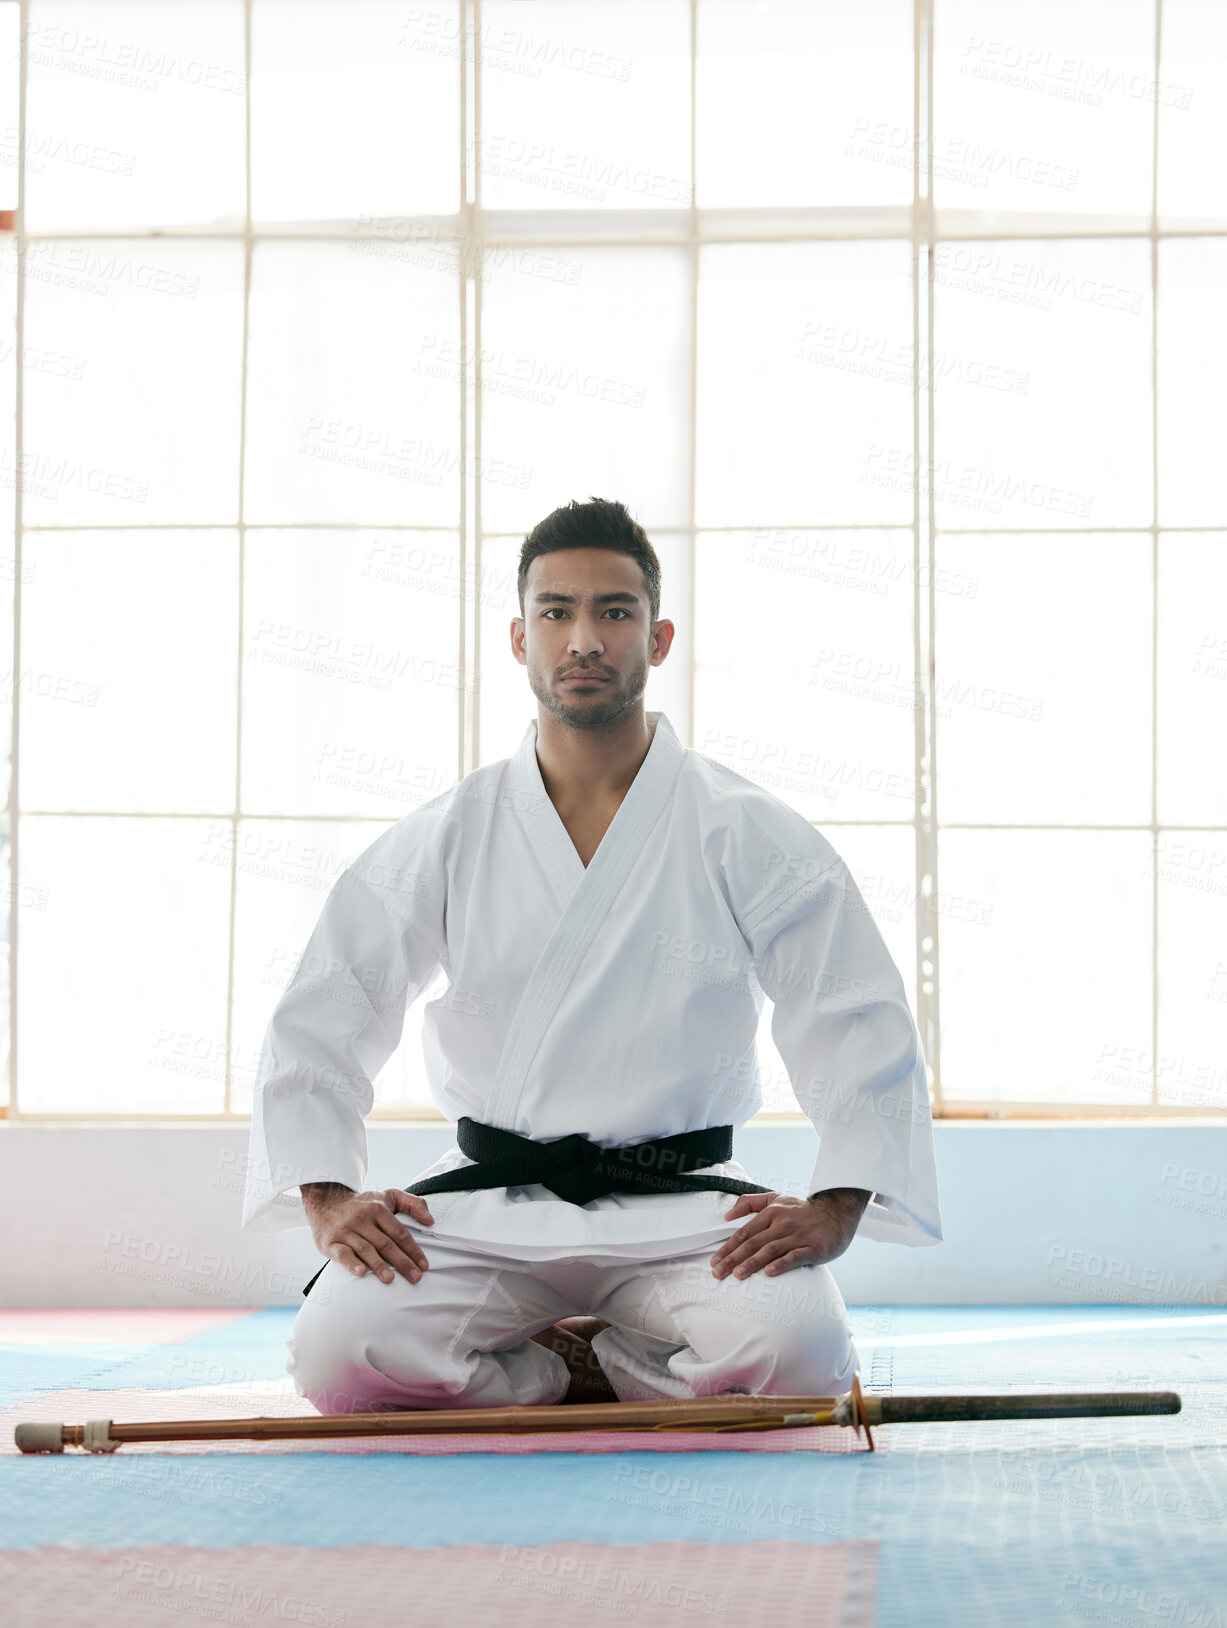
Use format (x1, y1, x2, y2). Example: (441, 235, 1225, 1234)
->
(589, 1246, 857, 1396)
(289, 1237, 578, 1391)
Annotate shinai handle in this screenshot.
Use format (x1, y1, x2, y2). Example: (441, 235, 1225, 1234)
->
(871, 1391, 1182, 1424)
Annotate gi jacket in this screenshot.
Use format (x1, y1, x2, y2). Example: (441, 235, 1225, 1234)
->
(242, 711, 943, 1261)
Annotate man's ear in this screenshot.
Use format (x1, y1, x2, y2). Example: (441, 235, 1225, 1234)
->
(650, 618, 676, 666)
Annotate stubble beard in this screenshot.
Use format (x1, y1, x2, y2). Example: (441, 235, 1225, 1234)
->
(528, 650, 650, 731)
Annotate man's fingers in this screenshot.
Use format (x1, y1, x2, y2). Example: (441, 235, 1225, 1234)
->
(764, 1249, 808, 1277)
(330, 1242, 365, 1277)
(710, 1210, 775, 1273)
(711, 1221, 767, 1269)
(722, 1191, 776, 1221)
(387, 1188, 434, 1225)
(371, 1238, 426, 1284)
(372, 1208, 429, 1257)
(340, 1234, 395, 1281)
(729, 1235, 804, 1280)
(371, 1210, 429, 1277)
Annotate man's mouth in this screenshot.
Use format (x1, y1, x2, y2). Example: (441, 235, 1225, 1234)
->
(560, 669, 611, 684)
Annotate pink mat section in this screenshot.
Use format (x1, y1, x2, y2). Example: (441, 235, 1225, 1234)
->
(0, 1309, 255, 1345)
(2, 1384, 878, 1456)
(0, 1541, 878, 1626)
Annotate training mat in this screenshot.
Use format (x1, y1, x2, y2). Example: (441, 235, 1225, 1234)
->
(1, 1305, 1224, 1627)
(0, 1541, 879, 1628)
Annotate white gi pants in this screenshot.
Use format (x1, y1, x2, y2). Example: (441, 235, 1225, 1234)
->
(286, 1233, 860, 1413)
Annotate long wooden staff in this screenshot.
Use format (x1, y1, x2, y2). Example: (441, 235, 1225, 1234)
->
(15, 1376, 1179, 1455)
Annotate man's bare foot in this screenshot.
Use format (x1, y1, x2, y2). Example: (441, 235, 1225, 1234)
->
(530, 1318, 616, 1404)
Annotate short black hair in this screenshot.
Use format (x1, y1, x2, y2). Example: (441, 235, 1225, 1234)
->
(518, 497, 661, 623)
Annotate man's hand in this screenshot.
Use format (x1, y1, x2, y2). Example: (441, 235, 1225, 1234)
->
(709, 1187, 871, 1281)
(301, 1182, 435, 1286)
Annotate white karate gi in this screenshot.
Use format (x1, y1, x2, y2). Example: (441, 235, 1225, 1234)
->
(243, 710, 942, 1409)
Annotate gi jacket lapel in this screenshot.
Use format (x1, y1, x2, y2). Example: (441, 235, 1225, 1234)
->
(487, 710, 685, 1130)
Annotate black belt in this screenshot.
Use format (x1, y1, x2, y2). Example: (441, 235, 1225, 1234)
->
(300, 1118, 769, 1298)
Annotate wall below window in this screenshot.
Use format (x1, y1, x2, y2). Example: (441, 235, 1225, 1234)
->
(1, 1121, 1224, 1309)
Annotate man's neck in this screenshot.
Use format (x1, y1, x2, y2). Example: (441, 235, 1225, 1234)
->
(534, 706, 657, 809)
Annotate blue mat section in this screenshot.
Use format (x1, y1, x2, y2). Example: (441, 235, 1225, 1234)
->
(3, 1305, 1226, 1626)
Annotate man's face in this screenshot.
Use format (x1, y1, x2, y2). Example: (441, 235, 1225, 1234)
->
(512, 548, 671, 730)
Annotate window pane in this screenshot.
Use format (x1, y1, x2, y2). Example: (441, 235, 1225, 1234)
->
(0, 2, 17, 212)
(241, 531, 460, 817)
(1158, 0, 1227, 226)
(17, 817, 231, 1113)
(244, 240, 461, 527)
(231, 819, 444, 1115)
(695, 531, 915, 822)
(746, 826, 918, 1125)
(936, 534, 1153, 824)
(22, 0, 245, 231)
(697, 0, 913, 208)
(933, 0, 1154, 218)
(934, 239, 1152, 529)
(21, 531, 238, 813)
(826, 824, 919, 1014)
(478, 0, 690, 211)
(1158, 534, 1227, 825)
(1156, 831, 1227, 1110)
(1158, 239, 1227, 528)
(474, 536, 529, 765)
(0, 229, 14, 1110)
(697, 242, 914, 528)
(21, 239, 244, 526)
(252, 0, 459, 222)
(939, 830, 1154, 1106)
(479, 246, 689, 534)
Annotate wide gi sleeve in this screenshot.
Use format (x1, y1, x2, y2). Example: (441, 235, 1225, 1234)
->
(733, 805, 943, 1248)
(241, 815, 448, 1233)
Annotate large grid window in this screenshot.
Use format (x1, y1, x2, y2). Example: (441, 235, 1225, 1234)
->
(0, 0, 1224, 1121)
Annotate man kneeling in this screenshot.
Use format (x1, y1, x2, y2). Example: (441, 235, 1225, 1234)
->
(287, 1180, 871, 1412)
(242, 499, 942, 1411)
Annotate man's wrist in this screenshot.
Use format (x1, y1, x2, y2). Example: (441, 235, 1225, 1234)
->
(806, 1186, 872, 1214)
(301, 1181, 354, 1215)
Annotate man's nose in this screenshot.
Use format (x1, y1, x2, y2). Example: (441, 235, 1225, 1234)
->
(567, 616, 605, 657)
